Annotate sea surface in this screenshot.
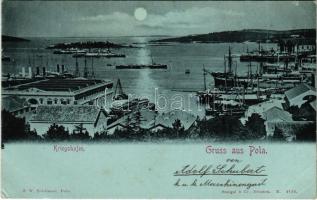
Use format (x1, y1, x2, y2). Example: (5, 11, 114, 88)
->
(2, 36, 277, 116)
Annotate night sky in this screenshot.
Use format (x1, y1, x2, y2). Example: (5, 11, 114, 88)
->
(2, 1, 316, 37)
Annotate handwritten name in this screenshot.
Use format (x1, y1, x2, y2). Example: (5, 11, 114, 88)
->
(174, 164, 266, 177)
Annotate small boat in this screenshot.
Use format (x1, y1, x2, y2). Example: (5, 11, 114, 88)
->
(185, 69, 190, 74)
(2, 55, 12, 62)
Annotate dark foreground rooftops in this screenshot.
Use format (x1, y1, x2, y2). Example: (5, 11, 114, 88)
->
(30, 105, 101, 122)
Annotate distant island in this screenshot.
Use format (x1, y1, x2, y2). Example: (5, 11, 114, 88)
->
(151, 29, 316, 43)
(47, 41, 136, 49)
(2, 35, 30, 42)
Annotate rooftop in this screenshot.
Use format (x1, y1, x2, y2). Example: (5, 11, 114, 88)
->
(108, 109, 157, 129)
(309, 100, 317, 112)
(31, 105, 100, 122)
(263, 107, 293, 122)
(285, 83, 315, 101)
(2, 95, 29, 112)
(6, 79, 105, 92)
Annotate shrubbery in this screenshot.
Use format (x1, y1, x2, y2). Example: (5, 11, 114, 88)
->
(2, 110, 315, 143)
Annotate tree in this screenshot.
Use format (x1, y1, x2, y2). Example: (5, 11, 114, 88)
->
(172, 119, 185, 138)
(93, 131, 109, 141)
(1, 110, 40, 142)
(43, 124, 70, 141)
(271, 126, 284, 141)
(245, 113, 266, 139)
(70, 123, 91, 140)
(295, 122, 316, 141)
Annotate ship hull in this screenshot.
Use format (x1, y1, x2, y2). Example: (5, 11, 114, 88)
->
(116, 64, 167, 69)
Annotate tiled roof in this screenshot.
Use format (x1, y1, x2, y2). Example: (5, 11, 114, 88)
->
(309, 100, 317, 111)
(31, 105, 100, 122)
(10, 79, 105, 92)
(107, 109, 157, 129)
(285, 83, 315, 101)
(263, 107, 293, 122)
(2, 96, 29, 112)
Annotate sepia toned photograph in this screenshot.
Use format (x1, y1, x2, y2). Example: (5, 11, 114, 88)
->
(1, 1, 316, 198)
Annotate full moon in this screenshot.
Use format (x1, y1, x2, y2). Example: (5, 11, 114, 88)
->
(134, 7, 147, 21)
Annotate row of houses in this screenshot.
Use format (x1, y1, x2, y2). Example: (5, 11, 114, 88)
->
(2, 98, 197, 137)
(243, 83, 316, 141)
(2, 80, 315, 139)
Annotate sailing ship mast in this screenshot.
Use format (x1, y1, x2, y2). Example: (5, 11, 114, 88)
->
(91, 57, 95, 79)
(203, 65, 207, 91)
(75, 55, 80, 77)
(113, 78, 128, 100)
(228, 46, 232, 74)
(84, 56, 88, 78)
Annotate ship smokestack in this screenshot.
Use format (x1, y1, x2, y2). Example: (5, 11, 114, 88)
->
(57, 64, 60, 73)
(62, 65, 65, 73)
(43, 67, 46, 77)
(28, 67, 32, 78)
(22, 67, 25, 78)
(36, 67, 40, 75)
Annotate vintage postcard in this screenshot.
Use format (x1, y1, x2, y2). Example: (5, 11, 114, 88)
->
(1, 0, 316, 199)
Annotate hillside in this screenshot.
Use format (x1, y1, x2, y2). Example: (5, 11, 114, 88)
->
(151, 29, 316, 43)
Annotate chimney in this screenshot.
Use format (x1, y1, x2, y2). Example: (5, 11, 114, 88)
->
(62, 65, 65, 73)
(21, 67, 25, 78)
(43, 67, 46, 77)
(57, 64, 60, 73)
(36, 67, 40, 75)
(28, 67, 32, 78)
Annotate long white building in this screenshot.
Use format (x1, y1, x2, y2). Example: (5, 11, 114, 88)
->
(2, 78, 113, 106)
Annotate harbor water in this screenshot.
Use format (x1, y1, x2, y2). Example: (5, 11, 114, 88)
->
(2, 36, 277, 116)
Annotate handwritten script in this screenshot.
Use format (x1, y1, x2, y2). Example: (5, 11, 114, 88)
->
(173, 160, 268, 190)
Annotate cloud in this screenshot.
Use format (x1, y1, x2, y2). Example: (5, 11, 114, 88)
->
(142, 7, 244, 29)
(77, 12, 132, 22)
(73, 7, 245, 36)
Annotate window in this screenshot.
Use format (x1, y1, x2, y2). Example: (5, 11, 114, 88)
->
(47, 98, 52, 105)
(28, 98, 38, 104)
(61, 99, 67, 105)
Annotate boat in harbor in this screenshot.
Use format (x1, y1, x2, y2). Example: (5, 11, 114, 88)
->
(113, 79, 128, 100)
(54, 48, 87, 55)
(240, 52, 297, 63)
(116, 57, 167, 69)
(208, 47, 307, 89)
(2, 55, 12, 62)
(116, 63, 167, 69)
(75, 49, 126, 58)
(205, 99, 247, 116)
